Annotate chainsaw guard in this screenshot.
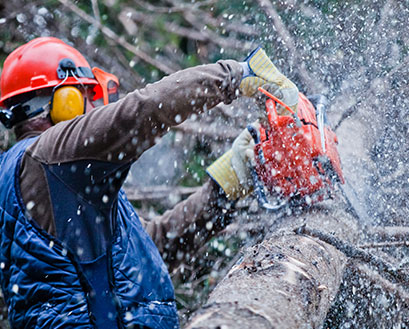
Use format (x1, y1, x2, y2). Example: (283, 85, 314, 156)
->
(253, 89, 344, 207)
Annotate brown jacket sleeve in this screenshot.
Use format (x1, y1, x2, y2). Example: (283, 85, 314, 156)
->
(26, 60, 242, 165)
(19, 60, 242, 236)
(139, 179, 235, 272)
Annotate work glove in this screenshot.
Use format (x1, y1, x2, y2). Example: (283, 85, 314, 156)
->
(239, 46, 299, 115)
(206, 122, 260, 201)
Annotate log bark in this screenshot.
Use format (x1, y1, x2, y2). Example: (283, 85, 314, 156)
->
(185, 195, 359, 329)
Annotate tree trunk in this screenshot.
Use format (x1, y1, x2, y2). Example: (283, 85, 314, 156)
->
(185, 195, 359, 329)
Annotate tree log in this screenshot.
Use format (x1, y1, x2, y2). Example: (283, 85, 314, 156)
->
(185, 196, 359, 329)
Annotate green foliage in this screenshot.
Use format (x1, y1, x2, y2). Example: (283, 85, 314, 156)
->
(179, 139, 213, 187)
(179, 153, 208, 187)
(173, 234, 242, 324)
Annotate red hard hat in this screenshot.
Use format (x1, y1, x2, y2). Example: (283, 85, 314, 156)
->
(0, 37, 98, 107)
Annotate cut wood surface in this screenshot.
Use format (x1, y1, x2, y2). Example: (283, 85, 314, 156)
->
(186, 196, 359, 329)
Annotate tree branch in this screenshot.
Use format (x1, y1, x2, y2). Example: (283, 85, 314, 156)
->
(90, 0, 101, 25)
(173, 120, 240, 140)
(294, 225, 409, 285)
(57, 0, 175, 75)
(358, 241, 409, 249)
(368, 226, 409, 242)
(123, 185, 200, 201)
(255, 0, 320, 92)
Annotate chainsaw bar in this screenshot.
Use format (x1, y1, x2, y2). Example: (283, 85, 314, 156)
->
(338, 178, 370, 223)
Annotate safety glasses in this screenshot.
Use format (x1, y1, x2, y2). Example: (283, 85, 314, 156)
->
(91, 67, 119, 106)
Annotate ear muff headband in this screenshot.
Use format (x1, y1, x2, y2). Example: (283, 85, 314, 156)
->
(50, 86, 85, 124)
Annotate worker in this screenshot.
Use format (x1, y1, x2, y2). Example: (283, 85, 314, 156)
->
(0, 37, 298, 328)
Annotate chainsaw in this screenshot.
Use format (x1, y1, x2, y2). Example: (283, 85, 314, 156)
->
(248, 87, 345, 211)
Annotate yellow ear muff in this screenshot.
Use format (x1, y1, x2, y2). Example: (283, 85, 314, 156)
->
(50, 86, 85, 124)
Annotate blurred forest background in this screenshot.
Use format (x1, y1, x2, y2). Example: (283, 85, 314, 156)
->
(1, 0, 409, 327)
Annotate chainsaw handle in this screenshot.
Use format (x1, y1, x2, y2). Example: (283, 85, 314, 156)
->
(247, 124, 259, 143)
(258, 87, 295, 114)
(258, 87, 302, 128)
(249, 165, 286, 212)
(246, 125, 285, 212)
(247, 124, 265, 165)
(266, 99, 278, 126)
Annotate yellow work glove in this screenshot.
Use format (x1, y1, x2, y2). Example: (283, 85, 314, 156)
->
(239, 47, 299, 115)
(206, 122, 260, 201)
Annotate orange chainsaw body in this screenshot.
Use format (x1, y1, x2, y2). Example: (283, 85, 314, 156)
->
(254, 92, 344, 204)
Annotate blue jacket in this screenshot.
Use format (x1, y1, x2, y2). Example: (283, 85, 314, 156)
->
(0, 138, 179, 328)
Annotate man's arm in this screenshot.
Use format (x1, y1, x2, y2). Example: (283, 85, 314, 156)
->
(26, 60, 243, 165)
(140, 179, 235, 272)
(19, 61, 242, 235)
